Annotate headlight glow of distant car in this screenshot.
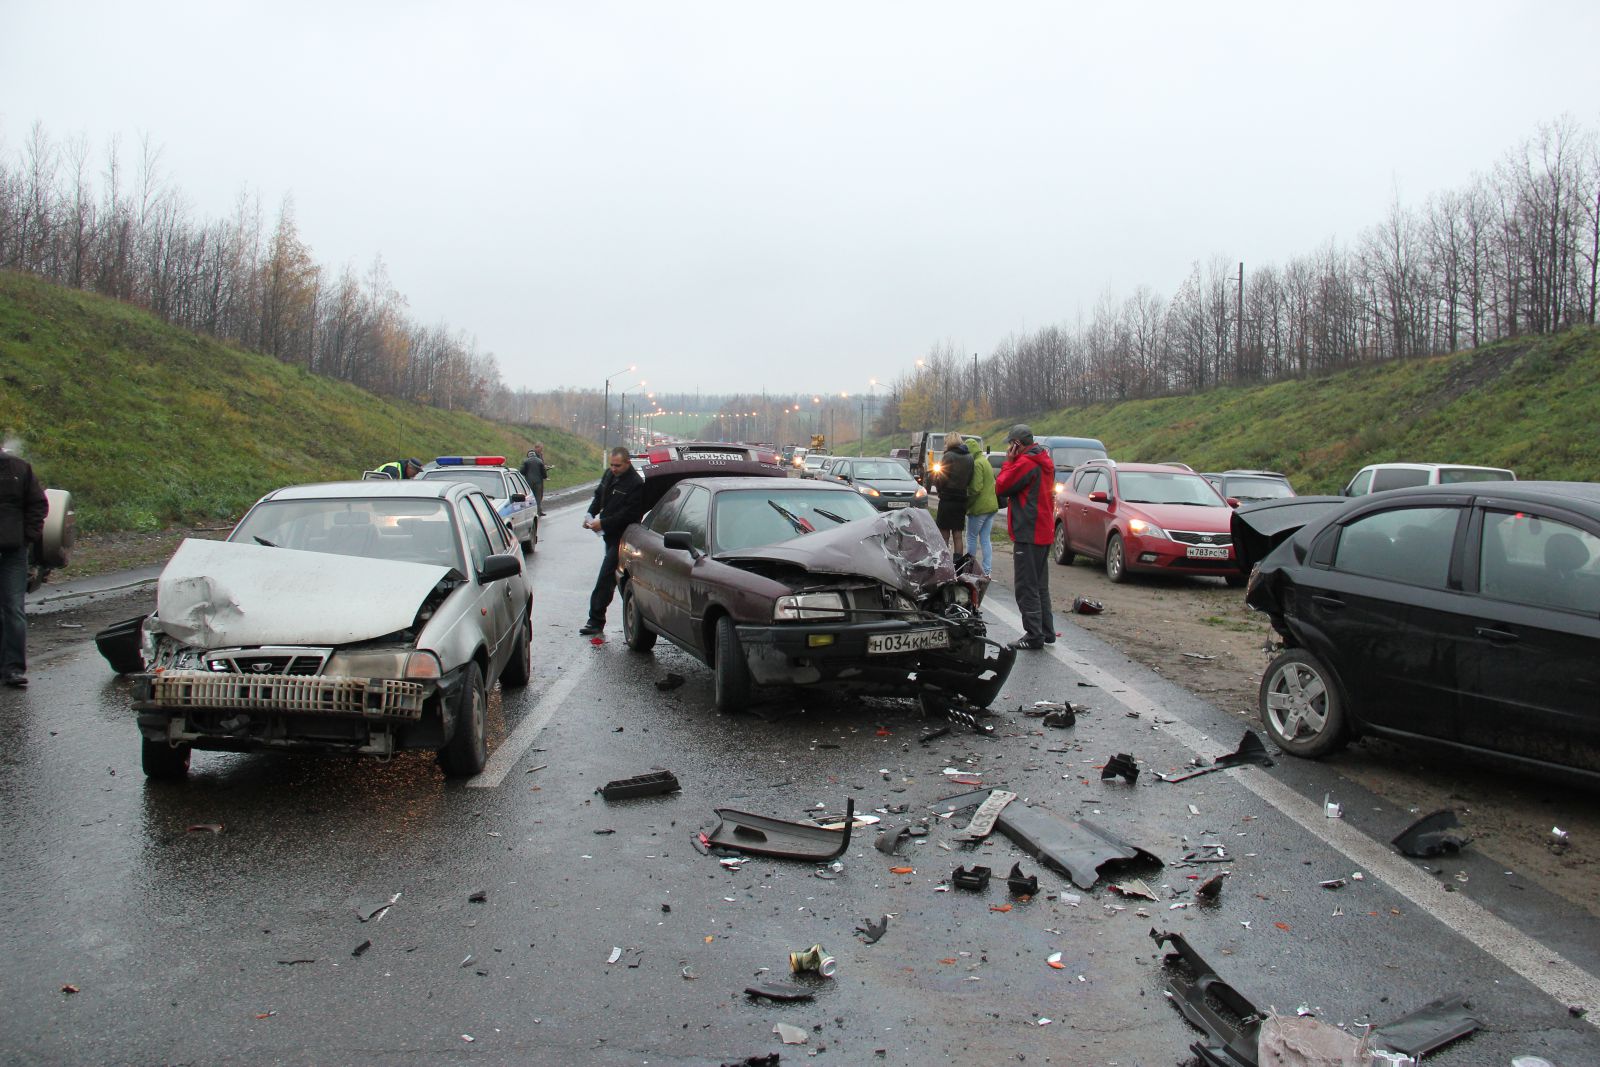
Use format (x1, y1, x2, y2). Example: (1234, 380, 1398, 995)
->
(914, 486, 927, 499)
(774, 592, 848, 621)
(1127, 518, 1169, 540)
(857, 485, 880, 497)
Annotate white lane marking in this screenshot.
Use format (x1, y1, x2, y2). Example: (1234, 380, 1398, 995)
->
(468, 657, 594, 788)
(983, 598, 1600, 1017)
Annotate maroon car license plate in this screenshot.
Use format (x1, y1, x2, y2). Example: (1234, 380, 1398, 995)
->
(1185, 545, 1230, 559)
(867, 628, 950, 654)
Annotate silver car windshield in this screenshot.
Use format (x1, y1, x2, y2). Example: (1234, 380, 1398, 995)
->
(230, 498, 461, 568)
(418, 468, 506, 496)
(713, 489, 878, 553)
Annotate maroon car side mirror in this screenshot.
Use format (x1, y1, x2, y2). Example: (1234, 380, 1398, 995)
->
(1088, 490, 1109, 504)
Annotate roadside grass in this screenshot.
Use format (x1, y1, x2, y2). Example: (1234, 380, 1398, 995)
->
(864, 325, 1600, 491)
(1, 271, 604, 531)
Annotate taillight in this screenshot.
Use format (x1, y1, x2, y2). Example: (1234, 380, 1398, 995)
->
(648, 449, 671, 464)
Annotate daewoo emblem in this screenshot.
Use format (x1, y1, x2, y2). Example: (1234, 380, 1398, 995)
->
(250, 661, 275, 673)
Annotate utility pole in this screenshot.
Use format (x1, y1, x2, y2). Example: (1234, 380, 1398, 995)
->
(1237, 261, 1244, 378)
(972, 352, 978, 421)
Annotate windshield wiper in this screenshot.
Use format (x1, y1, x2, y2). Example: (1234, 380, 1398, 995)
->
(253, 536, 278, 547)
(767, 500, 815, 535)
(814, 508, 851, 525)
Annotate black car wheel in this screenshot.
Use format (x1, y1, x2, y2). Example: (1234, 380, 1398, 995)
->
(440, 662, 488, 776)
(1105, 533, 1128, 583)
(1259, 648, 1349, 757)
(622, 586, 657, 652)
(141, 737, 191, 780)
(712, 615, 750, 714)
(500, 613, 532, 688)
(1052, 520, 1075, 566)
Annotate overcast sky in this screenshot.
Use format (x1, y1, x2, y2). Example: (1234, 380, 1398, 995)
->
(5, 2, 1597, 397)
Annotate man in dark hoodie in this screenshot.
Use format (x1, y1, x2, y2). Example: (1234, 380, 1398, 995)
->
(993, 424, 1056, 649)
(579, 446, 646, 636)
(0, 443, 48, 687)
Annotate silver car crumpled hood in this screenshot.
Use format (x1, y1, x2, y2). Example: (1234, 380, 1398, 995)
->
(154, 538, 453, 648)
(720, 507, 955, 597)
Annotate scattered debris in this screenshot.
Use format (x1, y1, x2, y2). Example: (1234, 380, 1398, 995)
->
(1151, 928, 1261, 1067)
(811, 811, 879, 831)
(1551, 827, 1571, 854)
(814, 860, 844, 879)
(60, 984, 79, 994)
(468, 890, 488, 903)
(1181, 652, 1217, 661)
(1323, 793, 1343, 819)
(460, 954, 475, 967)
(276, 958, 315, 965)
(1101, 753, 1139, 784)
(788, 944, 836, 978)
(875, 825, 913, 856)
(653, 673, 685, 691)
(707, 797, 855, 861)
(1158, 731, 1274, 782)
(1392, 810, 1470, 857)
(1369, 995, 1481, 1058)
(888, 866, 914, 875)
(772, 1022, 808, 1045)
(990, 799, 1163, 890)
(952, 865, 992, 891)
(351, 940, 372, 958)
(1072, 596, 1103, 614)
(1196, 873, 1226, 901)
(1042, 706, 1077, 728)
(1257, 1014, 1367, 1063)
(185, 824, 224, 834)
(956, 789, 1017, 841)
(855, 916, 889, 944)
(356, 893, 401, 922)
(745, 981, 814, 1002)
(722, 1056, 781, 1067)
(918, 726, 952, 743)
(606, 947, 622, 965)
(1060, 892, 1081, 906)
(989, 903, 1012, 913)
(598, 770, 681, 801)
(1007, 863, 1038, 897)
(1111, 878, 1158, 901)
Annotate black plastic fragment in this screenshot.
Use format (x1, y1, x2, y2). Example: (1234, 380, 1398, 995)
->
(467, 890, 488, 903)
(722, 1055, 782, 1067)
(1042, 706, 1076, 728)
(875, 825, 912, 856)
(1006, 863, 1038, 896)
(1072, 595, 1103, 614)
(597, 770, 681, 801)
(1196, 873, 1226, 901)
(1150, 928, 1261, 1067)
(1158, 731, 1274, 782)
(352, 939, 372, 958)
(744, 981, 815, 1002)
(653, 673, 685, 691)
(1101, 753, 1139, 783)
(1370, 995, 1481, 1057)
(95, 615, 147, 674)
(952, 865, 991, 891)
(708, 797, 854, 861)
(995, 802, 1163, 890)
(855, 915, 889, 944)
(1392, 810, 1470, 858)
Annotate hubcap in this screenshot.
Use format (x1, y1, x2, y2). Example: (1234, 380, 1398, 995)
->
(1267, 664, 1326, 738)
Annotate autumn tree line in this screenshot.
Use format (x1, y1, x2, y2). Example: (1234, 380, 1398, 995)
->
(3, 119, 1597, 443)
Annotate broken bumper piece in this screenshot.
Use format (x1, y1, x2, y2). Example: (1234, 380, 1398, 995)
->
(932, 790, 1163, 890)
(1150, 928, 1263, 1067)
(597, 770, 681, 800)
(134, 671, 426, 720)
(708, 797, 854, 861)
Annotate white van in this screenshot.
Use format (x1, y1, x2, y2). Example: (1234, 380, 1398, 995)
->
(1343, 462, 1516, 496)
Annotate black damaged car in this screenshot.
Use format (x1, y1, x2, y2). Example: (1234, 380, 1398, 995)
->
(617, 452, 1013, 713)
(1235, 481, 1600, 779)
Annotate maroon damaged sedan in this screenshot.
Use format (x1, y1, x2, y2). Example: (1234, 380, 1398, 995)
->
(616, 453, 1014, 713)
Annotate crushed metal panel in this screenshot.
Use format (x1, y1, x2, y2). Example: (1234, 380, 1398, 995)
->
(1230, 495, 1348, 571)
(708, 797, 854, 861)
(154, 539, 451, 648)
(718, 507, 954, 597)
(994, 803, 1162, 890)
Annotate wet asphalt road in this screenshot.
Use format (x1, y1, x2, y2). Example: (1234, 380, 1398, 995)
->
(4, 497, 1600, 1065)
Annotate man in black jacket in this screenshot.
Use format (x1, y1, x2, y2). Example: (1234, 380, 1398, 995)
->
(1, 445, 48, 687)
(520, 445, 551, 516)
(579, 447, 646, 636)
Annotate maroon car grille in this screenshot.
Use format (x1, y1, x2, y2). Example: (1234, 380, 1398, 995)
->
(1168, 530, 1232, 547)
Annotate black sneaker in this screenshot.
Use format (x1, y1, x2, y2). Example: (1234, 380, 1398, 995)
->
(1, 674, 27, 688)
(578, 622, 604, 636)
(1009, 638, 1044, 651)
(1042, 633, 1056, 645)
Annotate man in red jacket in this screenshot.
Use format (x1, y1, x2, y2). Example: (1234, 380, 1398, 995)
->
(993, 424, 1056, 650)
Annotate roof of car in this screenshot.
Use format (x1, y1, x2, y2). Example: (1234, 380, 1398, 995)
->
(1375, 480, 1600, 510)
(1354, 462, 1514, 473)
(1098, 461, 1208, 475)
(689, 476, 854, 493)
(1204, 469, 1289, 479)
(264, 480, 466, 501)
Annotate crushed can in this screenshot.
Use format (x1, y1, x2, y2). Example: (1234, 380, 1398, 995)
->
(788, 944, 837, 978)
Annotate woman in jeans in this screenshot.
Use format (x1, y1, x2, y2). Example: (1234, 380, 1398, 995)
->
(965, 442, 998, 575)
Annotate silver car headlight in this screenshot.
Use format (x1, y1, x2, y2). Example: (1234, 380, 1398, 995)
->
(774, 592, 847, 621)
(325, 648, 440, 680)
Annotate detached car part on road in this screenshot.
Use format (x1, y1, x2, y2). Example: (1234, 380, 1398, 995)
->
(124, 479, 533, 780)
(617, 451, 1013, 712)
(1237, 481, 1600, 780)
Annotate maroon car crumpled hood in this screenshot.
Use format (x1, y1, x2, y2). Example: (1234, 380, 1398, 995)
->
(719, 507, 955, 597)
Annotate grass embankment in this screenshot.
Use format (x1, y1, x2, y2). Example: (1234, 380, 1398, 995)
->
(0, 271, 604, 532)
(866, 326, 1600, 491)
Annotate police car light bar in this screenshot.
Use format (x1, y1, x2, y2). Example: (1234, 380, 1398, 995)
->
(434, 456, 506, 466)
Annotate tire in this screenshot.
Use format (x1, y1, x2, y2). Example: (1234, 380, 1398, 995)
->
(499, 613, 531, 688)
(622, 586, 657, 652)
(712, 615, 750, 714)
(439, 662, 488, 776)
(1104, 533, 1128, 583)
(141, 737, 191, 780)
(1258, 648, 1349, 758)
(1051, 520, 1076, 566)
(522, 515, 538, 554)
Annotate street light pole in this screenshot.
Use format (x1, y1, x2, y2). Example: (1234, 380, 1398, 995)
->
(601, 364, 637, 453)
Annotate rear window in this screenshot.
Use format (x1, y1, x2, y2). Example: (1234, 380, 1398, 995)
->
(712, 488, 878, 552)
(1439, 467, 1515, 485)
(1370, 467, 1431, 493)
(418, 468, 507, 496)
(1051, 446, 1108, 469)
(1225, 476, 1295, 500)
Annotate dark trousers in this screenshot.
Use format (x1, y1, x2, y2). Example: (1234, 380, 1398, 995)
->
(587, 537, 622, 625)
(0, 546, 27, 676)
(531, 484, 545, 512)
(1012, 541, 1054, 641)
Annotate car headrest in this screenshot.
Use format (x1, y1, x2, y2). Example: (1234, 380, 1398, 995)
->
(1545, 532, 1589, 574)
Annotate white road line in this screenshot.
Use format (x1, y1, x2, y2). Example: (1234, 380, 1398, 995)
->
(983, 598, 1600, 1017)
(467, 658, 594, 788)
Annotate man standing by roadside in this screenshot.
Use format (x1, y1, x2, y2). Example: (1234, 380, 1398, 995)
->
(964, 439, 998, 576)
(579, 447, 645, 636)
(993, 424, 1055, 650)
(520, 444, 552, 516)
(0, 442, 48, 688)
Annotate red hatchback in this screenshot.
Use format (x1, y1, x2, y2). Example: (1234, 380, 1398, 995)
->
(1052, 460, 1243, 585)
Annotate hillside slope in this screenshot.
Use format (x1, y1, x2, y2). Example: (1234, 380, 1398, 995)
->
(869, 327, 1600, 493)
(0, 271, 602, 531)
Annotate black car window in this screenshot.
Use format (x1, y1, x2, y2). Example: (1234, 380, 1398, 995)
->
(1333, 506, 1459, 588)
(459, 498, 496, 572)
(468, 493, 513, 553)
(675, 486, 711, 552)
(1478, 510, 1600, 612)
(1075, 468, 1104, 495)
(647, 486, 686, 534)
(1371, 467, 1431, 493)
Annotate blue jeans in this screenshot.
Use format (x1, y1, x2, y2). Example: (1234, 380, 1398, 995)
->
(965, 511, 996, 574)
(0, 546, 27, 678)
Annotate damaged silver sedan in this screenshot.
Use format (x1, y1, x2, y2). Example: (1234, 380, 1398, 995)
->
(618, 474, 1014, 712)
(129, 480, 532, 780)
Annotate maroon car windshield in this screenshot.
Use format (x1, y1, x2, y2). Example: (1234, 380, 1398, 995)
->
(713, 488, 878, 553)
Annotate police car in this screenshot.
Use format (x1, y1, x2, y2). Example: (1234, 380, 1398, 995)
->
(416, 456, 539, 551)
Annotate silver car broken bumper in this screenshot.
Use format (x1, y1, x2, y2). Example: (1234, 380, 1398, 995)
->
(134, 671, 427, 721)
